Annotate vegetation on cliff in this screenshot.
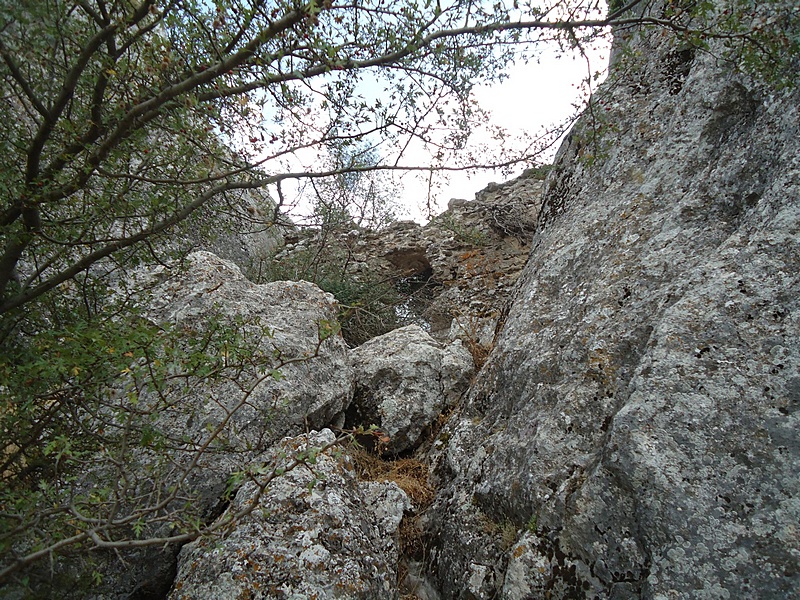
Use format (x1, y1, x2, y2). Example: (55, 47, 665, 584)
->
(0, 0, 797, 593)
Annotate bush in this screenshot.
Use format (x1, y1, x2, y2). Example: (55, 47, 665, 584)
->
(254, 243, 403, 347)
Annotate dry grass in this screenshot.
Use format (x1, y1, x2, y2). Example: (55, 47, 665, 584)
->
(464, 336, 492, 369)
(349, 445, 435, 508)
(451, 312, 494, 369)
(398, 513, 425, 558)
(348, 440, 440, 596)
(479, 512, 519, 550)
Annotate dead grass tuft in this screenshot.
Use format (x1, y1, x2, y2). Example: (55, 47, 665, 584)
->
(348, 443, 438, 595)
(349, 445, 435, 509)
(451, 312, 494, 369)
(464, 336, 492, 369)
(398, 513, 425, 558)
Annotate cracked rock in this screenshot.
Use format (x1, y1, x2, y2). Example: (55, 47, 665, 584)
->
(348, 325, 474, 454)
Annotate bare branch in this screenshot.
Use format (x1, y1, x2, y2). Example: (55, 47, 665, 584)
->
(0, 178, 265, 313)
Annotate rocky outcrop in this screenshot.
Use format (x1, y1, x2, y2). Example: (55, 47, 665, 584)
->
(271, 171, 545, 342)
(13, 5, 799, 599)
(188, 182, 290, 274)
(19, 252, 354, 600)
(202, 191, 294, 272)
(169, 429, 409, 600)
(141, 251, 353, 454)
(348, 325, 474, 454)
(424, 13, 800, 600)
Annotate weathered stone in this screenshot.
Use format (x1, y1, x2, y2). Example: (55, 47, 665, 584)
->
(102, 251, 356, 575)
(192, 188, 289, 275)
(349, 325, 473, 454)
(425, 14, 800, 600)
(14, 6, 800, 600)
(168, 429, 410, 600)
(140, 251, 353, 457)
(272, 173, 544, 343)
(21, 252, 354, 599)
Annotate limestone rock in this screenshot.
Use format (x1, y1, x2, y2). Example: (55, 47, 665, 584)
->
(425, 15, 800, 600)
(188, 185, 290, 275)
(168, 429, 409, 600)
(119, 251, 355, 539)
(471, 168, 545, 238)
(271, 172, 544, 343)
(25, 252, 354, 599)
(349, 325, 474, 454)
(141, 251, 353, 455)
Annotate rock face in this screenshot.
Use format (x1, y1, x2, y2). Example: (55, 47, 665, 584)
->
(425, 16, 800, 600)
(142, 251, 353, 455)
(23, 252, 355, 600)
(169, 429, 409, 600)
(272, 171, 545, 342)
(126, 252, 354, 562)
(348, 325, 474, 454)
(189, 186, 290, 274)
(13, 6, 800, 599)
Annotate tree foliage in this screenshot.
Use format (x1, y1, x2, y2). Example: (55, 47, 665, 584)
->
(0, 0, 797, 591)
(1, 0, 796, 315)
(0, 0, 589, 317)
(306, 137, 398, 231)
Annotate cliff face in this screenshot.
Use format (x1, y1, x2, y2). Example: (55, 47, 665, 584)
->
(424, 12, 799, 600)
(11, 5, 799, 599)
(271, 171, 544, 344)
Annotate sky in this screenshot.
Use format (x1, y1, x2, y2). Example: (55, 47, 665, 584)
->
(400, 39, 611, 221)
(249, 3, 613, 225)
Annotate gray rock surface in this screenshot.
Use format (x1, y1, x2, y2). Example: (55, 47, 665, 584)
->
(140, 251, 353, 457)
(189, 184, 290, 274)
(24, 252, 354, 599)
(425, 16, 800, 600)
(349, 325, 474, 454)
(168, 429, 409, 600)
(272, 172, 544, 342)
(13, 5, 800, 599)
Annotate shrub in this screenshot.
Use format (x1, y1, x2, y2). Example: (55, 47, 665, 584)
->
(254, 243, 402, 346)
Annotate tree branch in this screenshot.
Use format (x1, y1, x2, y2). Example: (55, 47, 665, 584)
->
(0, 179, 264, 314)
(25, 22, 117, 184)
(0, 39, 48, 118)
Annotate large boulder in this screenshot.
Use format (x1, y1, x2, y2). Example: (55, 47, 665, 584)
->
(349, 325, 474, 454)
(168, 429, 410, 599)
(122, 251, 354, 515)
(425, 8, 800, 600)
(141, 251, 352, 450)
(18, 252, 354, 599)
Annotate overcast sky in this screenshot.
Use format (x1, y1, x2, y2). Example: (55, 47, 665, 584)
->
(400, 38, 611, 221)
(253, 5, 613, 225)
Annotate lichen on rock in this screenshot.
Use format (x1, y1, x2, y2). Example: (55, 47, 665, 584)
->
(348, 325, 474, 454)
(169, 429, 410, 600)
(423, 10, 800, 600)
